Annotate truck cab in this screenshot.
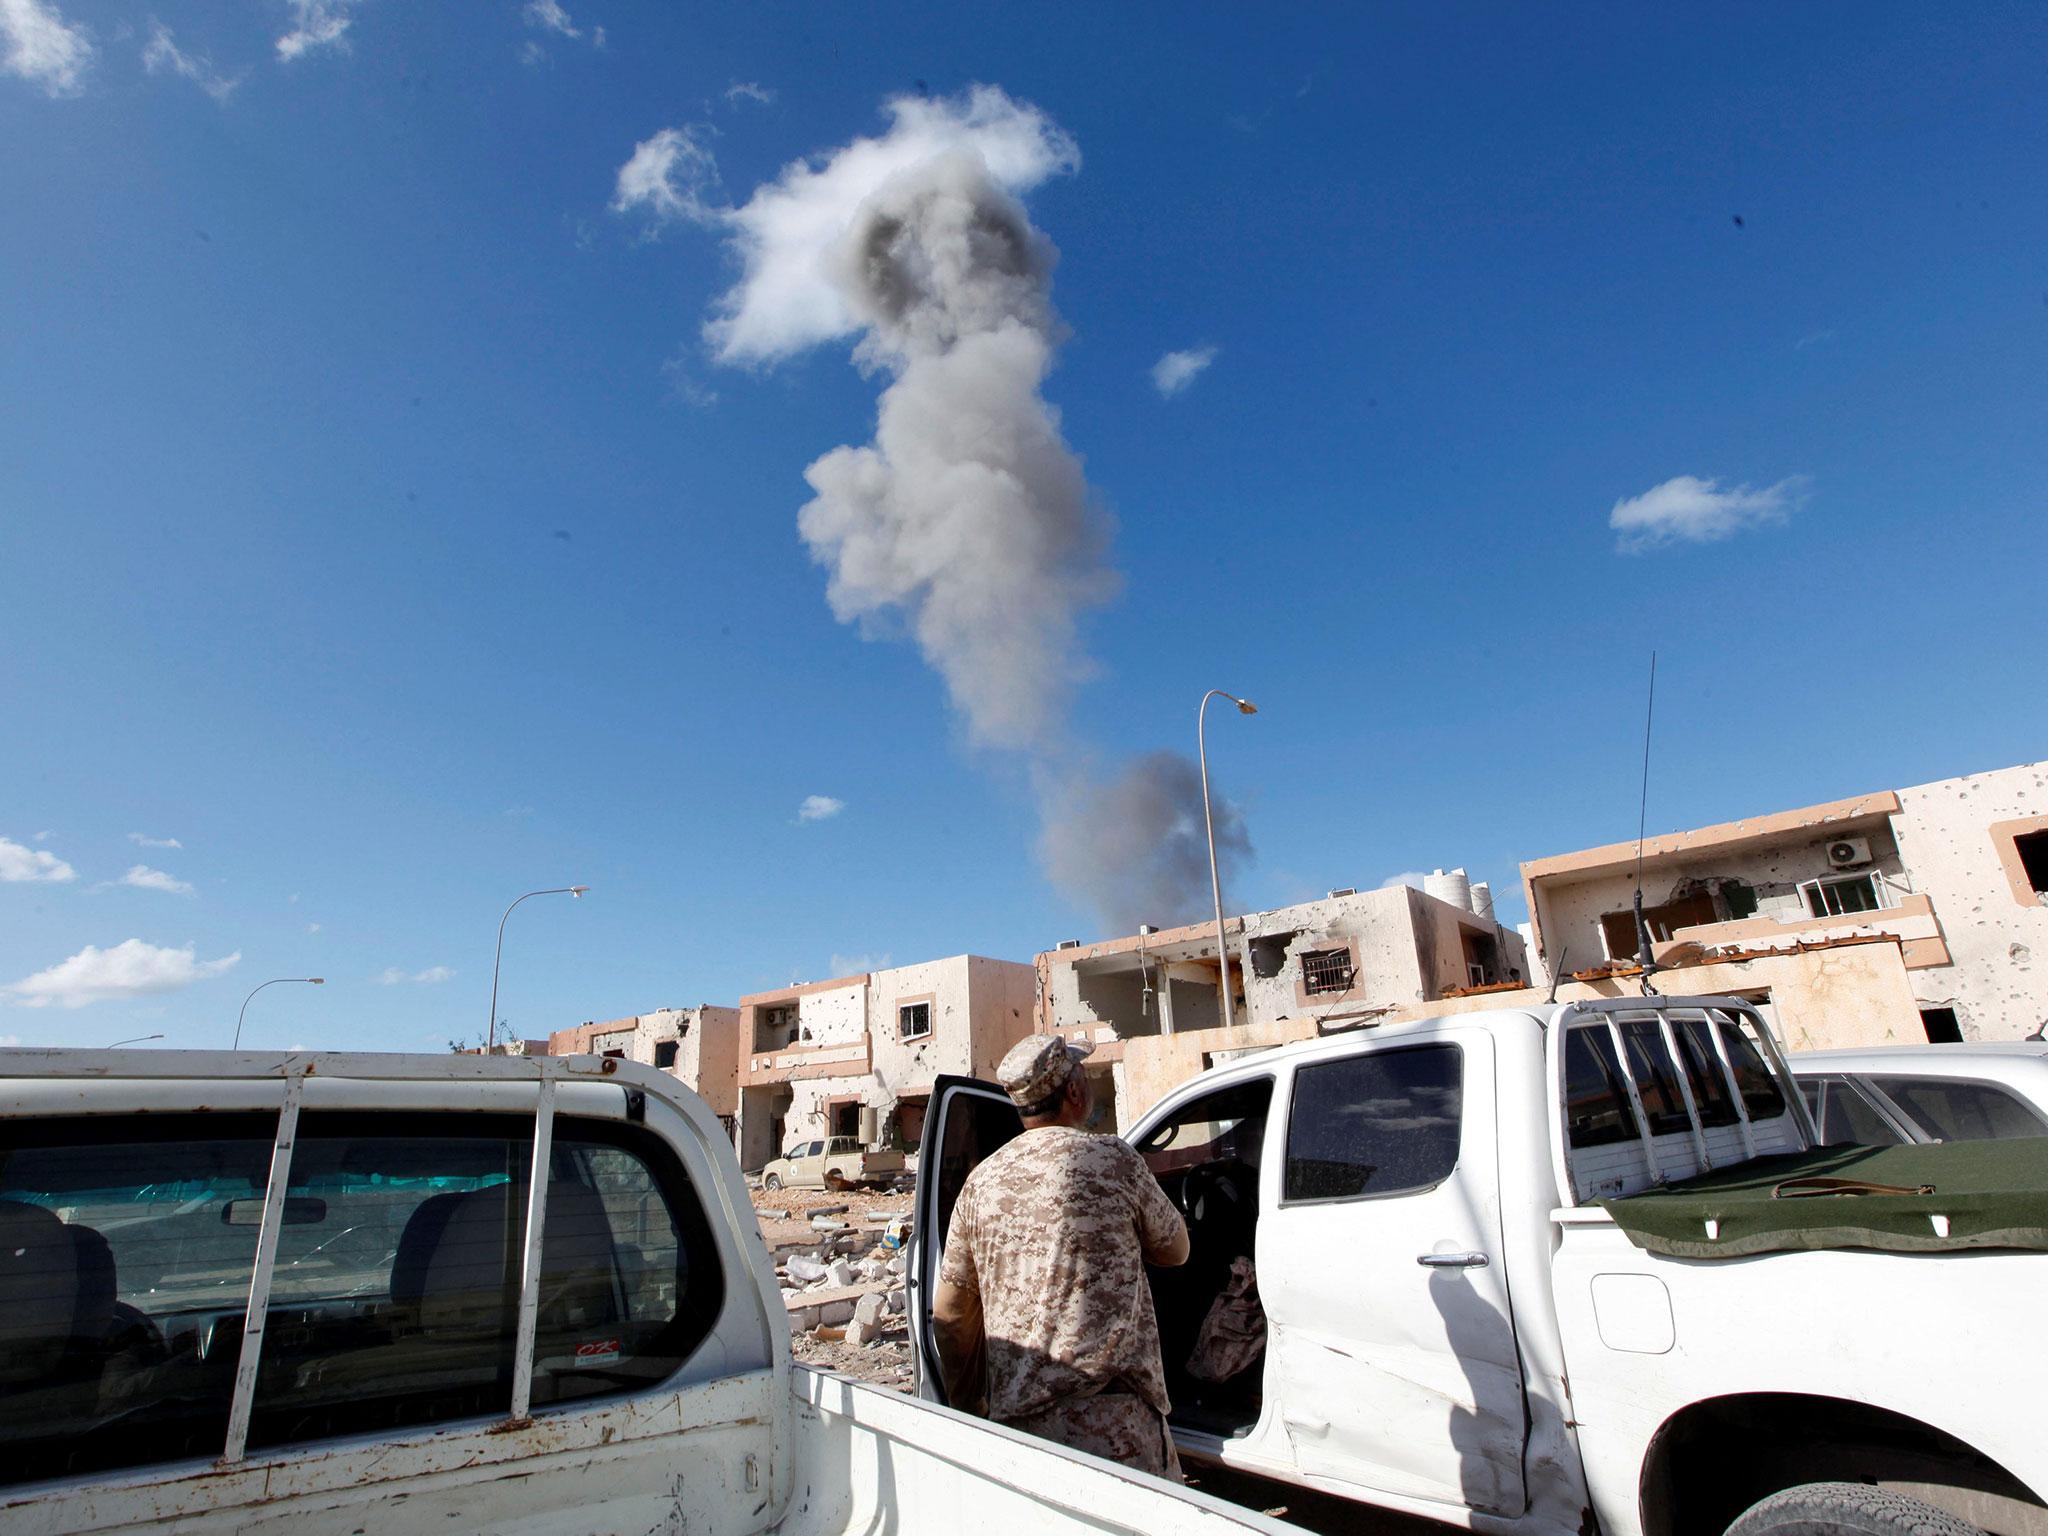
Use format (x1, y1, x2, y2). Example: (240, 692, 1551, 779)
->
(909, 998, 2048, 1536)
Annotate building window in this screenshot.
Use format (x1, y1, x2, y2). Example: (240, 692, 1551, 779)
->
(653, 1040, 679, 1069)
(2015, 830, 2048, 902)
(1300, 947, 1355, 996)
(1598, 894, 1717, 960)
(1801, 873, 1882, 918)
(898, 1001, 932, 1040)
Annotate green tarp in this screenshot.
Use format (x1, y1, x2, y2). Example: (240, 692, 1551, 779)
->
(1597, 1139, 2048, 1259)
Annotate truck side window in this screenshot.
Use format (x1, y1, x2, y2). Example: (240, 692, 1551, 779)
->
(1282, 1045, 1462, 1204)
(1875, 1077, 2048, 1142)
(1563, 1027, 1639, 1148)
(245, 1113, 726, 1449)
(0, 1113, 279, 1489)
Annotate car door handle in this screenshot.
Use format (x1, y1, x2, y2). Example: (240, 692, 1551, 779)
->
(1417, 1251, 1490, 1268)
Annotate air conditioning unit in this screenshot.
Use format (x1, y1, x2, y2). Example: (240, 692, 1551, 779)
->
(1826, 836, 1873, 868)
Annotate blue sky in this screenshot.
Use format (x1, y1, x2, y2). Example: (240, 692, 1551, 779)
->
(3, 1, 2043, 1052)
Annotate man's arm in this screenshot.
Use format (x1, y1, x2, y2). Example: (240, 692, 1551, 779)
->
(1128, 1147, 1191, 1267)
(930, 1274, 987, 1413)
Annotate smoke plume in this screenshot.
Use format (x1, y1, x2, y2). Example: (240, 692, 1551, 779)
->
(640, 87, 1250, 930)
(1041, 753, 1252, 935)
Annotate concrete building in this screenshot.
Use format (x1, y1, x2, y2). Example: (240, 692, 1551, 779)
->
(548, 1006, 742, 1134)
(1519, 759, 2048, 1047)
(735, 956, 1036, 1173)
(1037, 876, 1529, 1128)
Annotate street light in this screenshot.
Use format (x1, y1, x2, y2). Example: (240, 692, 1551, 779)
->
(487, 886, 589, 1052)
(1198, 689, 1258, 1034)
(233, 978, 325, 1049)
(109, 1033, 165, 1048)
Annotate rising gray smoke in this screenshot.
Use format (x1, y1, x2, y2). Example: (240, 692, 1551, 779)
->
(797, 148, 1115, 751)
(622, 88, 1249, 934)
(1040, 753, 1253, 936)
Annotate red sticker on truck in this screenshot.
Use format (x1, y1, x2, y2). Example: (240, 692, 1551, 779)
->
(576, 1338, 622, 1366)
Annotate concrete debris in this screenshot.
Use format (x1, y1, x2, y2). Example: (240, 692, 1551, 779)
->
(886, 1288, 906, 1315)
(845, 1315, 877, 1347)
(826, 1258, 856, 1287)
(786, 1255, 828, 1284)
(852, 1292, 886, 1329)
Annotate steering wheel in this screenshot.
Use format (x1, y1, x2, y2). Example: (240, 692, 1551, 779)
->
(1174, 1163, 1246, 1226)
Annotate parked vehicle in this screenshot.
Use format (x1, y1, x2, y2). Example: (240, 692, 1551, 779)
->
(760, 1134, 905, 1191)
(910, 997, 2048, 1536)
(0, 1048, 1287, 1536)
(1792, 1042, 2048, 1146)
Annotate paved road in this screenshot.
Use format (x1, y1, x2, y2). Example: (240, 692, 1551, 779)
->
(1187, 1462, 1458, 1535)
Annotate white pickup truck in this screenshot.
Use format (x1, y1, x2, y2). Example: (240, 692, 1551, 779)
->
(0, 1048, 1293, 1536)
(909, 996, 2048, 1536)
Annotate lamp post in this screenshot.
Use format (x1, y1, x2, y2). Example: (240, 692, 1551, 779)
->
(233, 978, 324, 1049)
(109, 1033, 165, 1048)
(487, 886, 588, 1052)
(1198, 689, 1258, 1033)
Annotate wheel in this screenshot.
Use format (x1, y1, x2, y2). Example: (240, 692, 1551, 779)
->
(1725, 1482, 1984, 1536)
(762, 1173, 781, 1191)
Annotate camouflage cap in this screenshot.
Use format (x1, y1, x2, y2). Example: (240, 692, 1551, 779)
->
(997, 1033, 1094, 1110)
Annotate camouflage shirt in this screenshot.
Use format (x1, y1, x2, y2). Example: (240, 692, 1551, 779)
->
(939, 1125, 1187, 1424)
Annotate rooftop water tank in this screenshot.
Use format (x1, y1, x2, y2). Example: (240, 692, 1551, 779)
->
(1470, 881, 1495, 922)
(1423, 867, 1472, 913)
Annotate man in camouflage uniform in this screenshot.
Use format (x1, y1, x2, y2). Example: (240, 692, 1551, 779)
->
(932, 1033, 1191, 1479)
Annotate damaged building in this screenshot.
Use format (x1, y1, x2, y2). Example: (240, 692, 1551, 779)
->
(1037, 874, 1529, 1128)
(1520, 758, 2048, 1046)
(547, 1005, 742, 1138)
(736, 955, 1036, 1172)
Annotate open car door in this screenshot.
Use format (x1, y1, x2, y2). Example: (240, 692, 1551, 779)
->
(906, 1073, 1022, 1404)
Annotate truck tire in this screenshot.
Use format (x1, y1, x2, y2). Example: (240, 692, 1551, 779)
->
(763, 1173, 782, 1191)
(1725, 1483, 1984, 1536)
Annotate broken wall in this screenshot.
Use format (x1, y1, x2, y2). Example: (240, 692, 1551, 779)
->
(1892, 760, 2048, 1039)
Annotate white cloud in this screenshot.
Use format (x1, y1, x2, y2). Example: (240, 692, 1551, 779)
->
(519, 37, 545, 66)
(305, 921, 322, 934)
(378, 964, 453, 985)
(797, 794, 845, 823)
(0, 0, 92, 96)
(32, 830, 53, 842)
(276, 0, 355, 61)
(129, 832, 182, 850)
(611, 125, 721, 227)
(829, 951, 890, 976)
(1151, 345, 1217, 398)
(7, 939, 239, 1009)
(118, 865, 195, 897)
(523, 0, 580, 37)
(698, 85, 1079, 366)
(725, 80, 773, 107)
(0, 835, 75, 883)
(1379, 871, 1430, 891)
(1609, 474, 1806, 553)
(141, 22, 239, 102)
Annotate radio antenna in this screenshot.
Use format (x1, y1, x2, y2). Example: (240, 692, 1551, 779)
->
(1632, 652, 1660, 996)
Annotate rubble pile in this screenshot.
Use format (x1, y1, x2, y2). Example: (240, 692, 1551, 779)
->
(751, 1184, 917, 1390)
